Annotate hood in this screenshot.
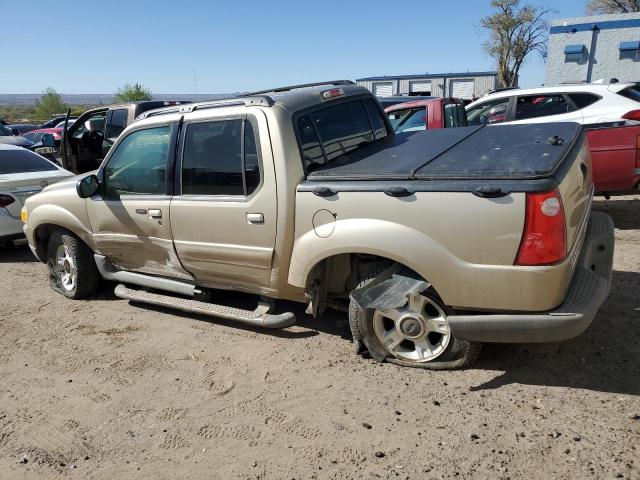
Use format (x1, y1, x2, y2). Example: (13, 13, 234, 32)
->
(0, 136, 34, 148)
(40, 170, 96, 193)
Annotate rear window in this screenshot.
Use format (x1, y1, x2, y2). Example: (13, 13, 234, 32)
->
(0, 149, 58, 174)
(617, 85, 640, 102)
(443, 103, 468, 128)
(296, 98, 388, 171)
(568, 93, 600, 109)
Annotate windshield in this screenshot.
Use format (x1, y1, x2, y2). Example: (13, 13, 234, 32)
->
(0, 124, 13, 136)
(0, 149, 59, 174)
(296, 98, 388, 171)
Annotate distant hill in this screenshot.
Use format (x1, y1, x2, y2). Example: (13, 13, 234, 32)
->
(0, 93, 233, 106)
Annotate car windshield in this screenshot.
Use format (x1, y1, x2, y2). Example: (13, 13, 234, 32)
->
(0, 124, 13, 136)
(0, 149, 59, 174)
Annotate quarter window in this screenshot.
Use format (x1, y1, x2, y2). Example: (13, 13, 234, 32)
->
(515, 95, 570, 120)
(181, 119, 260, 196)
(106, 109, 129, 138)
(103, 126, 172, 197)
(466, 98, 510, 125)
(568, 93, 600, 109)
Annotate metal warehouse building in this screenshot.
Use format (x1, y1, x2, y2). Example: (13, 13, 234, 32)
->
(546, 13, 640, 85)
(355, 71, 499, 99)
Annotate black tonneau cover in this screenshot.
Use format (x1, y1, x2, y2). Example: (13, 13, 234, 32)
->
(307, 122, 582, 182)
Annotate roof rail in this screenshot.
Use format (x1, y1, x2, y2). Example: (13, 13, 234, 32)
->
(239, 80, 354, 96)
(136, 96, 274, 120)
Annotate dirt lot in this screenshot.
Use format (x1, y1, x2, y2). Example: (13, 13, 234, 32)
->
(0, 196, 638, 480)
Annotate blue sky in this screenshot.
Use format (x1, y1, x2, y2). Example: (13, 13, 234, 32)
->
(1, 0, 589, 94)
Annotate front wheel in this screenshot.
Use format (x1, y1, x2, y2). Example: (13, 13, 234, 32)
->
(47, 230, 100, 299)
(349, 279, 481, 370)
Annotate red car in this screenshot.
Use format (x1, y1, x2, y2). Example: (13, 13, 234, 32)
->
(384, 98, 468, 132)
(22, 127, 63, 143)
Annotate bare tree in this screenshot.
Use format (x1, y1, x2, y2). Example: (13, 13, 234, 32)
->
(586, 0, 640, 14)
(481, 0, 554, 87)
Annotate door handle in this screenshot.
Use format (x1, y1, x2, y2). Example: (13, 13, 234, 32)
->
(148, 209, 162, 219)
(246, 213, 264, 224)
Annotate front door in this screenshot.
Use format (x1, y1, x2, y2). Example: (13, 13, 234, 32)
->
(170, 112, 277, 292)
(87, 123, 192, 280)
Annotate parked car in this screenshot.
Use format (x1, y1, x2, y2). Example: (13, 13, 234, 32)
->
(7, 124, 39, 135)
(22, 81, 613, 370)
(385, 98, 467, 133)
(23, 128, 63, 143)
(40, 116, 77, 130)
(0, 124, 34, 149)
(466, 82, 640, 127)
(376, 95, 434, 109)
(60, 101, 190, 173)
(0, 145, 73, 246)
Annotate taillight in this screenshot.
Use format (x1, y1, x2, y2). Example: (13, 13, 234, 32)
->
(515, 189, 566, 266)
(0, 194, 15, 208)
(622, 109, 640, 121)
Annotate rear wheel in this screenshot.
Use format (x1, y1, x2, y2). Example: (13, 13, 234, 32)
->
(349, 275, 481, 370)
(47, 230, 99, 299)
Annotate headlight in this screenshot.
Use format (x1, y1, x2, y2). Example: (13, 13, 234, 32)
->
(20, 207, 28, 223)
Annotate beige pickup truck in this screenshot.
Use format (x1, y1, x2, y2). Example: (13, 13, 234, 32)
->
(21, 81, 614, 369)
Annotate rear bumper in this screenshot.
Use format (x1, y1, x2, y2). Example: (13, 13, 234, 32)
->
(0, 211, 24, 242)
(448, 211, 614, 343)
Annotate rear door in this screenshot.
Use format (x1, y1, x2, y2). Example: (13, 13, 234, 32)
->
(170, 110, 277, 291)
(87, 121, 192, 279)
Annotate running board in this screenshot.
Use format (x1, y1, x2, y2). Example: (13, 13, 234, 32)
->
(114, 284, 296, 329)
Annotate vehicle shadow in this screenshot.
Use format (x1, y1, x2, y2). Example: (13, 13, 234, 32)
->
(0, 242, 38, 263)
(471, 269, 640, 396)
(592, 197, 640, 230)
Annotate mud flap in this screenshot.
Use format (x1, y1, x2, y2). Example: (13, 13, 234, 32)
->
(349, 265, 429, 354)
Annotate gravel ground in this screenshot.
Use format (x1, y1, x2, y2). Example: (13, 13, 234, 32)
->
(0, 196, 638, 480)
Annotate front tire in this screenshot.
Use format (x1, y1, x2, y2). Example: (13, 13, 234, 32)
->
(349, 275, 481, 370)
(47, 230, 99, 299)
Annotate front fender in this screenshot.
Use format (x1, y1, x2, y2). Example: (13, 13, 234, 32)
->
(26, 203, 96, 256)
(288, 218, 458, 303)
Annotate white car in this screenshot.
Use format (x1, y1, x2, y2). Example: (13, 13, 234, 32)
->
(466, 82, 640, 127)
(0, 145, 74, 245)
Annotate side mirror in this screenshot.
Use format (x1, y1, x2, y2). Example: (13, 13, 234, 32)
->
(11, 128, 19, 136)
(76, 174, 99, 198)
(41, 133, 55, 148)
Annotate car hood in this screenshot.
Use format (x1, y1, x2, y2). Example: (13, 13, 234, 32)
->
(0, 136, 34, 148)
(40, 170, 96, 193)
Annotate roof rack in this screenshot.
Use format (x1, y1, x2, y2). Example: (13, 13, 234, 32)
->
(239, 80, 354, 96)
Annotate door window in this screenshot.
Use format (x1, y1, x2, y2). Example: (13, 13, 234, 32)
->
(466, 98, 510, 125)
(103, 126, 172, 197)
(106, 109, 129, 138)
(443, 103, 468, 128)
(396, 108, 427, 133)
(568, 93, 600, 109)
(181, 119, 261, 196)
(514, 95, 570, 120)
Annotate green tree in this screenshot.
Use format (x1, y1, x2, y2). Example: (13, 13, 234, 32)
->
(34, 88, 68, 120)
(114, 83, 152, 102)
(481, 0, 553, 88)
(586, 0, 640, 13)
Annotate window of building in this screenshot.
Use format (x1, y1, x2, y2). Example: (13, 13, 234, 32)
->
(619, 41, 640, 61)
(515, 95, 570, 120)
(181, 119, 260, 196)
(564, 44, 585, 63)
(103, 126, 172, 197)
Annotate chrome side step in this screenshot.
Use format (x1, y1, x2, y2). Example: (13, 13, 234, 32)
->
(114, 284, 296, 329)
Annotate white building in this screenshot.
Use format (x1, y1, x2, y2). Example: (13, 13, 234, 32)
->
(546, 13, 640, 85)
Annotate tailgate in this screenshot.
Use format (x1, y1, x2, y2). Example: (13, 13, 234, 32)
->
(557, 138, 593, 253)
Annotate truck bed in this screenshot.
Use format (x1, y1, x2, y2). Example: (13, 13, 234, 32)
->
(307, 122, 583, 182)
